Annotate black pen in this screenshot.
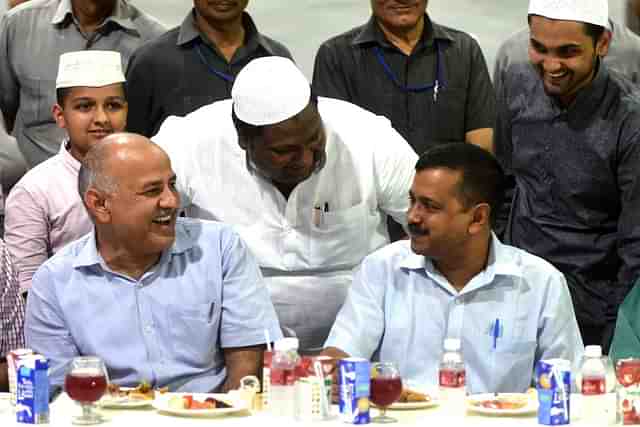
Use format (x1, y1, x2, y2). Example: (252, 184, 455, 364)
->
(324, 202, 329, 212)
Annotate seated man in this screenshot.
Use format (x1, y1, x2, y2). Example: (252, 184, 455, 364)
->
(0, 238, 24, 391)
(323, 143, 584, 393)
(5, 50, 128, 293)
(609, 277, 640, 362)
(152, 56, 418, 353)
(25, 133, 282, 392)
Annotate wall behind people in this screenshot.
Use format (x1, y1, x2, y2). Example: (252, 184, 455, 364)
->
(132, 0, 638, 80)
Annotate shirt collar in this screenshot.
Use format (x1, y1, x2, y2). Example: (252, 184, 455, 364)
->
(399, 233, 523, 288)
(352, 14, 455, 48)
(177, 10, 274, 54)
(51, 0, 137, 32)
(60, 139, 81, 173)
(73, 219, 196, 270)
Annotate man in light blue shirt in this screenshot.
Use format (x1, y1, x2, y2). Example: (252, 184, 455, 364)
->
(25, 133, 282, 392)
(323, 143, 584, 393)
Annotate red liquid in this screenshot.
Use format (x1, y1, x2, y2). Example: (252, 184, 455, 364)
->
(439, 369, 465, 388)
(65, 374, 107, 403)
(617, 360, 640, 387)
(370, 377, 402, 407)
(581, 376, 605, 395)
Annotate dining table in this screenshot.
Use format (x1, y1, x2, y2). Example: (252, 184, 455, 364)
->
(0, 391, 620, 426)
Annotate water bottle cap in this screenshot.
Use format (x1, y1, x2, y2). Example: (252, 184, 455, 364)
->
(444, 338, 461, 352)
(274, 337, 299, 351)
(585, 345, 602, 358)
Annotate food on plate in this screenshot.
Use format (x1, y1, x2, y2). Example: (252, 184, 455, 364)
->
(398, 388, 431, 403)
(106, 382, 167, 401)
(471, 394, 528, 410)
(167, 395, 232, 410)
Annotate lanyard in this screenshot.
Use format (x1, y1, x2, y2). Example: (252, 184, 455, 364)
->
(195, 43, 234, 83)
(373, 40, 445, 102)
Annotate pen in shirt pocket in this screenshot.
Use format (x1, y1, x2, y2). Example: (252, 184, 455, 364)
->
(491, 318, 502, 350)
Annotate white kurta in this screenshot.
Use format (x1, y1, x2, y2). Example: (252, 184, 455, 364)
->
(153, 97, 418, 351)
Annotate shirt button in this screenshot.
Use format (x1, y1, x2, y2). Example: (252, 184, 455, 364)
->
(144, 326, 153, 334)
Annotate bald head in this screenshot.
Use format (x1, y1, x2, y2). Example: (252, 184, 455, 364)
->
(78, 132, 168, 202)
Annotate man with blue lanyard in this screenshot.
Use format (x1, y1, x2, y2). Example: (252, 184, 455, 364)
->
(312, 0, 495, 155)
(125, 0, 292, 138)
(495, 0, 640, 351)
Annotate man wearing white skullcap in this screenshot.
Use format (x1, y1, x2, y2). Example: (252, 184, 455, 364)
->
(4, 50, 128, 293)
(495, 0, 640, 351)
(153, 56, 418, 352)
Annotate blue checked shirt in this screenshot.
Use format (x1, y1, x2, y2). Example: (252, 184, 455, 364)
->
(325, 234, 584, 393)
(25, 218, 282, 392)
(0, 238, 24, 357)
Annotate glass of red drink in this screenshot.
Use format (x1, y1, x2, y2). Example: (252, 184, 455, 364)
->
(370, 362, 402, 423)
(64, 356, 108, 425)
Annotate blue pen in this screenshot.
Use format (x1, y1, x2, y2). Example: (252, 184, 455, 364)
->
(493, 318, 500, 349)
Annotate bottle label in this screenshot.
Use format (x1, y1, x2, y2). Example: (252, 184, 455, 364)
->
(582, 376, 605, 395)
(271, 368, 296, 386)
(439, 369, 465, 388)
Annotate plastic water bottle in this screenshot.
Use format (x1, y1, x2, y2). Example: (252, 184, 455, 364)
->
(270, 338, 300, 417)
(439, 338, 466, 408)
(580, 345, 613, 424)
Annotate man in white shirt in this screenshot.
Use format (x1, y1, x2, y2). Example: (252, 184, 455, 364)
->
(153, 56, 418, 352)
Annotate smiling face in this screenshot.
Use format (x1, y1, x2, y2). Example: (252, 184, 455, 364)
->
(53, 83, 127, 161)
(407, 167, 475, 259)
(245, 103, 326, 191)
(528, 15, 610, 106)
(193, 0, 249, 25)
(371, 0, 427, 33)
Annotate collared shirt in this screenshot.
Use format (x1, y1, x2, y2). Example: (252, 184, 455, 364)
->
(493, 19, 640, 91)
(153, 97, 417, 352)
(0, 0, 166, 167)
(0, 239, 24, 357)
(325, 235, 584, 393)
(610, 277, 640, 362)
(5, 140, 91, 293)
(495, 61, 640, 345)
(126, 10, 292, 137)
(25, 218, 282, 391)
(312, 15, 495, 154)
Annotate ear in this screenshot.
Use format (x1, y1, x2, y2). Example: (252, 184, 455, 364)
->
(52, 104, 66, 129)
(596, 29, 612, 57)
(467, 203, 491, 235)
(84, 188, 111, 224)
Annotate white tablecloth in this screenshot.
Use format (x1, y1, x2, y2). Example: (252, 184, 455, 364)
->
(0, 393, 617, 426)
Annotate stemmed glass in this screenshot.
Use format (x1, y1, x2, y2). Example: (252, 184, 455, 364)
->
(370, 362, 402, 423)
(64, 356, 109, 425)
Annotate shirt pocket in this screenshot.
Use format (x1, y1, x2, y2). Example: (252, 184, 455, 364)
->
(309, 201, 371, 268)
(431, 87, 467, 140)
(168, 302, 219, 367)
(491, 340, 537, 392)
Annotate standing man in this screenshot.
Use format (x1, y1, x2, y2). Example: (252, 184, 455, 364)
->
(495, 0, 640, 350)
(0, 0, 165, 168)
(26, 134, 282, 391)
(153, 57, 418, 353)
(5, 50, 128, 293)
(126, 0, 292, 137)
(312, 0, 495, 154)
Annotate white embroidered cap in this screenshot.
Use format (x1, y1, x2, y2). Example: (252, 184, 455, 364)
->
(56, 50, 125, 89)
(528, 0, 608, 28)
(232, 57, 311, 126)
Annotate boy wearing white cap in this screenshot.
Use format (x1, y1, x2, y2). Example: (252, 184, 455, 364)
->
(495, 0, 640, 351)
(4, 50, 128, 293)
(153, 56, 418, 353)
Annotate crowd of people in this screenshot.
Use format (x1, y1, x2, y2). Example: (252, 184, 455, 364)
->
(1, 0, 640, 395)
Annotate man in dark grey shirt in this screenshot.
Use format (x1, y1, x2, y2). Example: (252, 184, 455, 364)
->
(311, 0, 494, 155)
(496, 0, 640, 351)
(0, 0, 166, 168)
(125, 1, 292, 138)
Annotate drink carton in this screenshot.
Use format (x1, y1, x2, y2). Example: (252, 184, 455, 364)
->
(536, 359, 571, 425)
(338, 358, 370, 424)
(16, 355, 49, 424)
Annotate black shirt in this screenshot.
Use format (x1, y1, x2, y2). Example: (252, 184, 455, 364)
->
(312, 15, 495, 155)
(125, 10, 292, 137)
(495, 61, 640, 346)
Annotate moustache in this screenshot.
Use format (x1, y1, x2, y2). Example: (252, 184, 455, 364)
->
(408, 223, 428, 236)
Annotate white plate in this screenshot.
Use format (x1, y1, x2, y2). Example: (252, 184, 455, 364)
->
(99, 387, 154, 409)
(467, 393, 538, 416)
(153, 393, 248, 417)
(386, 399, 439, 410)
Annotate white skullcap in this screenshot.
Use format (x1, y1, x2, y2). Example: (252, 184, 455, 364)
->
(528, 0, 608, 28)
(232, 57, 310, 126)
(56, 50, 125, 89)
